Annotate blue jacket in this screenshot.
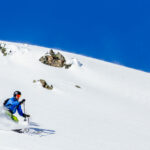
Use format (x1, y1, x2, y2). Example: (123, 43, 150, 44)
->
(5, 97, 24, 116)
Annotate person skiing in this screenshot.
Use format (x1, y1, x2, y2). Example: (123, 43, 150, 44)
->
(3, 91, 30, 122)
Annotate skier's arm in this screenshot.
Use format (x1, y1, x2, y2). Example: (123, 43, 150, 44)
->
(17, 101, 30, 118)
(16, 99, 30, 118)
(17, 105, 24, 116)
(19, 99, 25, 105)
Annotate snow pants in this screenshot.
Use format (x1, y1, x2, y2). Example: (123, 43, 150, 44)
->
(5, 110, 19, 122)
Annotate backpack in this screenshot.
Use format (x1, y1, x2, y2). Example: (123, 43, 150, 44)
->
(3, 98, 10, 106)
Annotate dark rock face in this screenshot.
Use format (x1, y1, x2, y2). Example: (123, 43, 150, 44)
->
(39, 50, 67, 68)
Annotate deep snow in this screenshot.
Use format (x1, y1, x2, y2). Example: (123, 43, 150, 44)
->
(0, 41, 150, 150)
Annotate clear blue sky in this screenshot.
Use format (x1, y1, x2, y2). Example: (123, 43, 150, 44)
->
(0, 0, 150, 72)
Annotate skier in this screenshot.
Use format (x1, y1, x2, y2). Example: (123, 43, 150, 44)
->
(3, 91, 30, 122)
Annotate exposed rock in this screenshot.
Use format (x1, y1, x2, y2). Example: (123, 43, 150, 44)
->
(39, 79, 53, 90)
(33, 80, 36, 83)
(64, 64, 72, 69)
(0, 43, 14, 56)
(75, 85, 81, 88)
(49, 49, 55, 58)
(0, 44, 7, 56)
(39, 49, 71, 68)
(33, 79, 53, 90)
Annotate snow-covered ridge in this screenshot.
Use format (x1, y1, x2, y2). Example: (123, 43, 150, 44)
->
(0, 41, 150, 150)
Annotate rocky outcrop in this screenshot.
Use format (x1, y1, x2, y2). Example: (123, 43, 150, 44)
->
(39, 49, 72, 69)
(39, 79, 53, 90)
(39, 50, 66, 68)
(0, 44, 7, 56)
(33, 79, 53, 90)
(0, 43, 14, 56)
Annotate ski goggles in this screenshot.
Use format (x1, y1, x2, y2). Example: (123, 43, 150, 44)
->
(16, 94, 21, 98)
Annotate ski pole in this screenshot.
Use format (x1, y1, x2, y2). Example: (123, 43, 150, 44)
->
(23, 102, 27, 121)
(23, 102, 30, 123)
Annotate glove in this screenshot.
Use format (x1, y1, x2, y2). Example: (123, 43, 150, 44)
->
(25, 114, 30, 118)
(23, 113, 30, 118)
(20, 99, 25, 105)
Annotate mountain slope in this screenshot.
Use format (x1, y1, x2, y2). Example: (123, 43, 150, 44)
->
(0, 41, 150, 150)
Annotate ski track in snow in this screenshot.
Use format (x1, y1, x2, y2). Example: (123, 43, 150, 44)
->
(0, 41, 150, 150)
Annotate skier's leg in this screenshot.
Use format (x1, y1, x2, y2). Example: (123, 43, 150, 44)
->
(5, 110, 12, 118)
(11, 115, 19, 122)
(5, 110, 19, 122)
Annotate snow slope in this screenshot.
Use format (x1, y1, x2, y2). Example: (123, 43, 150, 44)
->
(0, 41, 150, 150)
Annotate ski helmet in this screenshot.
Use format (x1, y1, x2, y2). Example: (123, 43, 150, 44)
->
(13, 91, 21, 97)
